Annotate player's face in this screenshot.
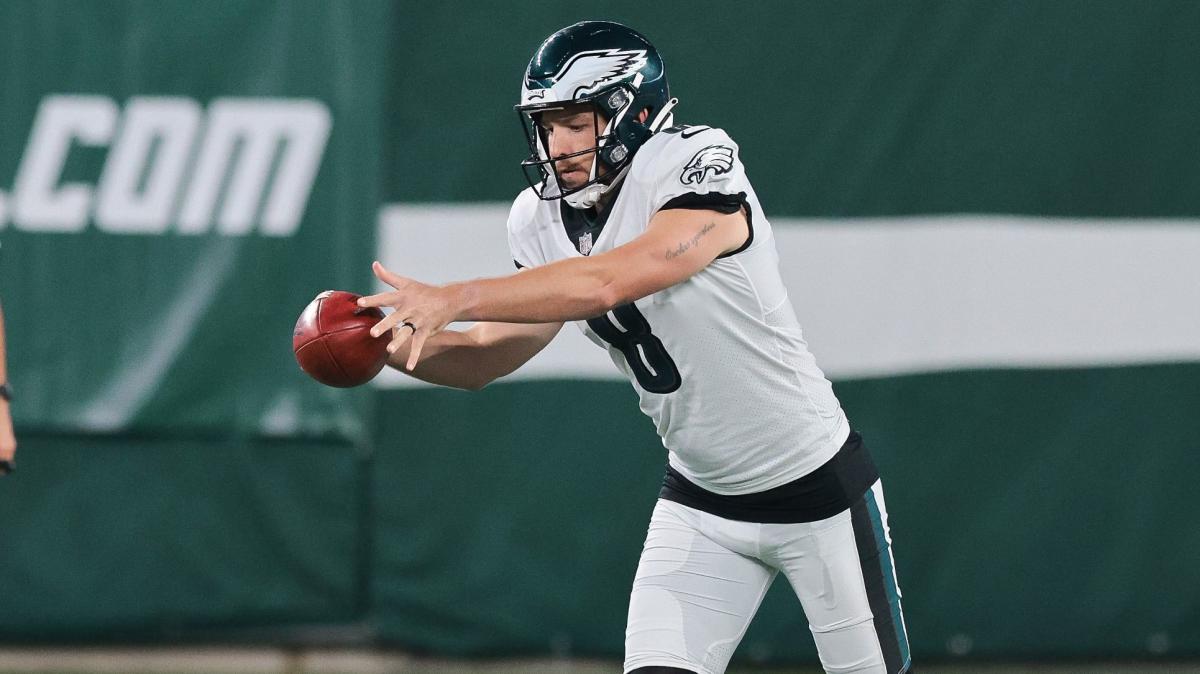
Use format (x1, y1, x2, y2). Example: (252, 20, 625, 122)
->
(538, 104, 607, 190)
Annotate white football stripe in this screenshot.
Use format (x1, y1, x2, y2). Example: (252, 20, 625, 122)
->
(374, 204, 1200, 388)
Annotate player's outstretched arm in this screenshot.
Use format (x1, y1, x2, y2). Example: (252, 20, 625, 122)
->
(384, 320, 562, 391)
(359, 206, 747, 369)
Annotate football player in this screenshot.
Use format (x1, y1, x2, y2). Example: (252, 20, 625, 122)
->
(360, 20, 911, 674)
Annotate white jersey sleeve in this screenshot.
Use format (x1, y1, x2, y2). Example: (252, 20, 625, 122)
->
(636, 126, 756, 244)
(506, 187, 546, 269)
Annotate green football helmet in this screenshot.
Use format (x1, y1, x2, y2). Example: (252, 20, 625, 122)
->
(517, 21, 677, 209)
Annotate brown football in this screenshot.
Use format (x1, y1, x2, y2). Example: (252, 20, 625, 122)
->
(293, 290, 390, 388)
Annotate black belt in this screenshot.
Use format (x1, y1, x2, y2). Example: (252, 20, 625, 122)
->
(659, 430, 879, 523)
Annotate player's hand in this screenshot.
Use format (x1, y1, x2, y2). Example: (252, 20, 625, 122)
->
(357, 261, 463, 370)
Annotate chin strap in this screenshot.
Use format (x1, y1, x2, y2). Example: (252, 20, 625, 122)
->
(647, 97, 679, 133)
(564, 164, 630, 209)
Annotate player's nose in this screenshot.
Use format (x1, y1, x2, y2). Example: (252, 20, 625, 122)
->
(548, 134, 572, 159)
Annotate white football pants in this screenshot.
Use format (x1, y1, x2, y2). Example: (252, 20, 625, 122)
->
(623, 480, 910, 674)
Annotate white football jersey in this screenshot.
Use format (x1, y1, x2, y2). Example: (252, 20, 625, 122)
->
(507, 125, 850, 495)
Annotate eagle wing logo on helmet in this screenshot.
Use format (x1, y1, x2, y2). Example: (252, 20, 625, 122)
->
(551, 48, 648, 99)
(680, 145, 735, 185)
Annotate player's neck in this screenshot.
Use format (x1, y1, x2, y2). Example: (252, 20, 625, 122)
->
(594, 188, 617, 216)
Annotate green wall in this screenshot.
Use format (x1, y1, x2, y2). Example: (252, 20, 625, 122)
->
(0, 0, 1197, 665)
(370, 365, 1200, 660)
(388, 1, 1200, 217)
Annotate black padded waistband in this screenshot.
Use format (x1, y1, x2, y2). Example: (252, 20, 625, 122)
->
(658, 430, 880, 523)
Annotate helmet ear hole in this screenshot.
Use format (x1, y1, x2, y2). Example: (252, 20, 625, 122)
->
(603, 144, 629, 165)
(605, 88, 629, 112)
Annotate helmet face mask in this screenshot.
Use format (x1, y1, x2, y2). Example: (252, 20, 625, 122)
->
(517, 86, 638, 208)
(516, 22, 676, 209)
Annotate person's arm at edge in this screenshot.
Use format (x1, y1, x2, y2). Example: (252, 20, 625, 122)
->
(0, 300, 16, 472)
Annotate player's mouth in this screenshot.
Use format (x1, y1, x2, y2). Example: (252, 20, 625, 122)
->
(559, 167, 589, 187)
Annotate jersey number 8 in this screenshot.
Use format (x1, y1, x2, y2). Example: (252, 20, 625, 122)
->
(587, 304, 682, 394)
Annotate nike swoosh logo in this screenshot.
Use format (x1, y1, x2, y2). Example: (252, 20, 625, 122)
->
(680, 126, 712, 139)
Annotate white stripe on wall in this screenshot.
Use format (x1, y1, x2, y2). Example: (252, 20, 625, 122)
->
(374, 204, 1200, 388)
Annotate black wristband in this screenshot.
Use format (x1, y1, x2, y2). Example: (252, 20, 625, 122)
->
(0, 383, 10, 402)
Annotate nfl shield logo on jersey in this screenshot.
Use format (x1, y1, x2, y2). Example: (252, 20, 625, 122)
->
(578, 232, 593, 255)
